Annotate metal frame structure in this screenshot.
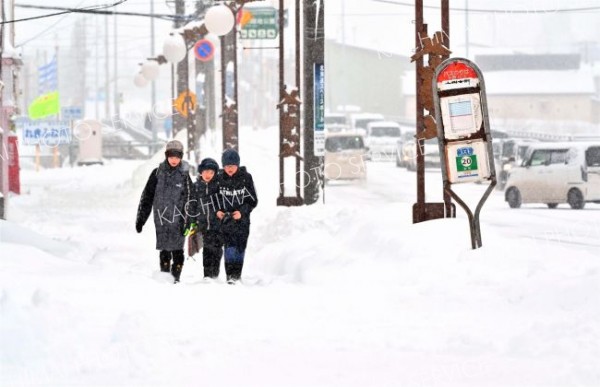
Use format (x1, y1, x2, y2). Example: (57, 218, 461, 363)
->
(412, 0, 455, 223)
(432, 57, 497, 249)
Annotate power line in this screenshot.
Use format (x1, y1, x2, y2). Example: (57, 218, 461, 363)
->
(372, 0, 600, 14)
(2, 0, 130, 25)
(10, 1, 196, 24)
(15, 1, 88, 47)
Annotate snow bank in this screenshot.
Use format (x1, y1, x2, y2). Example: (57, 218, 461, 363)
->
(2, 126, 599, 386)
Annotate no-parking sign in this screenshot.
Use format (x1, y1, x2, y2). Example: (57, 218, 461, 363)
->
(193, 39, 215, 62)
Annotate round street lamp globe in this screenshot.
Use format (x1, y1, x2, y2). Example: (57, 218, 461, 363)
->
(141, 60, 160, 81)
(205, 5, 235, 36)
(134, 72, 149, 88)
(162, 33, 187, 63)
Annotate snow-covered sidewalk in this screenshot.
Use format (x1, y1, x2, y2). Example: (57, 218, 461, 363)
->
(1, 126, 599, 387)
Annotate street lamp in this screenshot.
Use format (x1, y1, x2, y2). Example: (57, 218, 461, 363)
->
(205, 4, 235, 36)
(163, 32, 187, 63)
(133, 71, 149, 88)
(135, 1, 259, 156)
(141, 60, 160, 81)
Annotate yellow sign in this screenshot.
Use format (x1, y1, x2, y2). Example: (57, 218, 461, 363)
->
(173, 90, 197, 118)
(28, 91, 60, 119)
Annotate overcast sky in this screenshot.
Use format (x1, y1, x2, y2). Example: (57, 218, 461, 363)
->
(6, 0, 600, 117)
(10, 0, 600, 59)
(325, 0, 600, 58)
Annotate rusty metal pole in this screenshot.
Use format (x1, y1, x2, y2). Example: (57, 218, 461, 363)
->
(441, 0, 452, 216)
(173, 0, 186, 137)
(415, 0, 426, 221)
(412, 0, 455, 223)
(295, 0, 301, 198)
(220, 34, 227, 150)
(278, 0, 285, 201)
(232, 9, 239, 152)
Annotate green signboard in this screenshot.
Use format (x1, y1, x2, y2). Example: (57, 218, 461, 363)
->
(455, 147, 479, 172)
(240, 7, 278, 40)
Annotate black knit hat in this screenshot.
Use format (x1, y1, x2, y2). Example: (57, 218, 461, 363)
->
(221, 148, 240, 166)
(198, 157, 219, 173)
(165, 140, 184, 158)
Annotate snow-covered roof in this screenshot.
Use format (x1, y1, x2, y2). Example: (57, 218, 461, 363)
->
(402, 69, 596, 96)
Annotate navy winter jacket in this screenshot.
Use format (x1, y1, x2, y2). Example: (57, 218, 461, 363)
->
(217, 167, 258, 250)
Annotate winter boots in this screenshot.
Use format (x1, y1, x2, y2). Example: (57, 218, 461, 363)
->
(224, 246, 245, 283)
(159, 251, 171, 272)
(225, 262, 243, 283)
(204, 266, 219, 279)
(159, 250, 184, 283)
(172, 263, 183, 283)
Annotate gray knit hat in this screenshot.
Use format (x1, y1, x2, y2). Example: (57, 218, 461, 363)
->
(165, 140, 184, 158)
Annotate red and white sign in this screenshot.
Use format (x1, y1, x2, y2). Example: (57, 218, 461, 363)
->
(193, 39, 215, 62)
(437, 61, 480, 91)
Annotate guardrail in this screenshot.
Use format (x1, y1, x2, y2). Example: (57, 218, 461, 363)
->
(506, 130, 600, 142)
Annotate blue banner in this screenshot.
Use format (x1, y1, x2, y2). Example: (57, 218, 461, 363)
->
(313, 63, 325, 132)
(38, 56, 58, 95)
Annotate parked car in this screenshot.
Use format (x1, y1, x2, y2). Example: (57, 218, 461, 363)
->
(365, 121, 402, 161)
(324, 132, 368, 183)
(496, 138, 539, 190)
(395, 131, 415, 168)
(348, 113, 385, 136)
(397, 136, 441, 171)
(325, 123, 350, 134)
(505, 142, 600, 209)
(325, 113, 348, 126)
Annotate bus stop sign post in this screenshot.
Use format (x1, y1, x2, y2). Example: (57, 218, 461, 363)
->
(432, 57, 497, 249)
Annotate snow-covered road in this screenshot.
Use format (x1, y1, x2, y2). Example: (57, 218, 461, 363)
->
(1, 126, 599, 387)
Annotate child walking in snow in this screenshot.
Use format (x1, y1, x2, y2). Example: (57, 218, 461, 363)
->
(135, 140, 194, 283)
(216, 149, 258, 283)
(190, 157, 224, 279)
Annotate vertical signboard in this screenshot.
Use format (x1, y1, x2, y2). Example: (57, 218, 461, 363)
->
(432, 58, 497, 249)
(313, 63, 325, 156)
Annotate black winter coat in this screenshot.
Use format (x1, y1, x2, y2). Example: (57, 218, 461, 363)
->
(192, 176, 222, 233)
(217, 167, 258, 250)
(136, 160, 193, 251)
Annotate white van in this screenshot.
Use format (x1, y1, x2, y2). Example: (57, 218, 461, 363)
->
(324, 132, 368, 183)
(496, 138, 539, 190)
(365, 121, 402, 161)
(505, 142, 600, 209)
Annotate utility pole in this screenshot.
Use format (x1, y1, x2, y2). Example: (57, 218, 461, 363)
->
(173, 0, 186, 137)
(194, 0, 211, 160)
(276, 0, 303, 206)
(150, 0, 157, 150)
(95, 15, 100, 119)
(104, 14, 110, 119)
(0, 0, 22, 218)
(0, 0, 8, 219)
(465, 0, 469, 58)
(113, 13, 120, 120)
(303, 0, 324, 204)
